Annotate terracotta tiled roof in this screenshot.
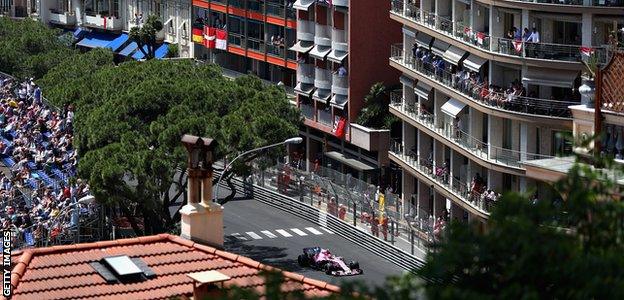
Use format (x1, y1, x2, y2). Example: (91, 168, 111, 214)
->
(8, 234, 340, 300)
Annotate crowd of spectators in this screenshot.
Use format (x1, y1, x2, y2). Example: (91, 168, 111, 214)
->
(0, 75, 94, 249)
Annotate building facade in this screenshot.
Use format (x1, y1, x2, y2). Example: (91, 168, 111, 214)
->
(1, 0, 193, 58)
(388, 0, 624, 226)
(290, 0, 401, 184)
(191, 0, 298, 87)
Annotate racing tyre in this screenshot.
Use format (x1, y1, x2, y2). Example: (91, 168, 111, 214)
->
(349, 261, 360, 270)
(322, 262, 333, 272)
(298, 255, 307, 267)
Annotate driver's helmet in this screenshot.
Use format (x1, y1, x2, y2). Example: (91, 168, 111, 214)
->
(321, 249, 331, 256)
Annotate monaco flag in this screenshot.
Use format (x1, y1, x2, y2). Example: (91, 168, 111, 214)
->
(215, 29, 227, 50)
(512, 40, 523, 53)
(580, 46, 595, 57)
(476, 32, 485, 45)
(203, 26, 216, 49)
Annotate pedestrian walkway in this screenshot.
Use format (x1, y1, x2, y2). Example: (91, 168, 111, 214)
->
(227, 226, 334, 241)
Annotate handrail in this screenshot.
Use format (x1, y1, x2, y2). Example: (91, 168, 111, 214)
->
(390, 2, 609, 64)
(389, 91, 556, 169)
(390, 44, 579, 119)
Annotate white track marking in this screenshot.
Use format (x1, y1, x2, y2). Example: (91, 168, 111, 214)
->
(261, 230, 277, 238)
(231, 233, 247, 240)
(291, 228, 308, 236)
(305, 227, 323, 235)
(320, 227, 334, 234)
(275, 229, 293, 237)
(246, 232, 263, 240)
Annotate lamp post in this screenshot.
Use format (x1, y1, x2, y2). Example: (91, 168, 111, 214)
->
(214, 137, 303, 203)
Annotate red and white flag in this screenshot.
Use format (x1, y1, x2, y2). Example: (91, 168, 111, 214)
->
(103, 17, 107, 29)
(580, 46, 594, 57)
(333, 117, 346, 138)
(215, 29, 227, 50)
(203, 26, 216, 49)
(476, 32, 485, 45)
(512, 40, 523, 53)
(464, 27, 472, 36)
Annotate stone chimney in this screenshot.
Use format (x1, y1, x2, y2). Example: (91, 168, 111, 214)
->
(179, 135, 224, 248)
(187, 270, 230, 299)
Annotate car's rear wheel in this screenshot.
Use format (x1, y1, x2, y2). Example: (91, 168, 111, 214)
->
(298, 254, 307, 267)
(349, 261, 359, 270)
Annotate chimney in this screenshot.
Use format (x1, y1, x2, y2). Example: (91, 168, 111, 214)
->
(179, 135, 224, 248)
(187, 270, 230, 300)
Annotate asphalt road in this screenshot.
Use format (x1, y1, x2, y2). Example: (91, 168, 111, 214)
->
(220, 190, 405, 288)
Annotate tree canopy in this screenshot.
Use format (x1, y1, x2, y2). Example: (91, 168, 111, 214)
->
(355, 82, 398, 130)
(41, 59, 301, 235)
(0, 16, 76, 79)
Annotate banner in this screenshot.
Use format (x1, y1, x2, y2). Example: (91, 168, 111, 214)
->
(192, 28, 203, 44)
(512, 40, 523, 54)
(580, 46, 594, 57)
(203, 26, 216, 49)
(333, 117, 346, 138)
(215, 29, 227, 50)
(476, 32, 485, 45)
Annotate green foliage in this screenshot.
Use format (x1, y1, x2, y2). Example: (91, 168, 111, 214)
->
(413, 156, 624, 299)
(42, 59, 301, 234)
(167, 44, 179, 58)
(0, 17, 77, 79)
(355, 82, 398, 130)
(129, 15, 164, 60)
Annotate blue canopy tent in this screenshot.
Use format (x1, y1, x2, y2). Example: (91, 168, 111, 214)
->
(154, 43, 169, 59)
(132, 45, 150, 60)
(119, 41, 139, 57)
(105, 33, 129, 52)
(76, 32, 118, 49)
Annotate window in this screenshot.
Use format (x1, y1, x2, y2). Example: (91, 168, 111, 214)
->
(552, 131, 572, 156)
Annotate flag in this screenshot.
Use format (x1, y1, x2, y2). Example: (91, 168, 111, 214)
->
(203, 26, 216, 49)
(476, 32, 485, 45)
(215, 29, 227, 50)
(333, 117, 346, 138)
(512, 40, 523, 53)
(103, 17, 107, 29)
(580, 46, 594, 57)
(192, 28, 203, 43)
(464, 26, 471, 35)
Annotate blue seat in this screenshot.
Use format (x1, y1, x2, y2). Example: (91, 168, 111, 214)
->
(27, 162, 37, 170)
(2, 157, 15, 167)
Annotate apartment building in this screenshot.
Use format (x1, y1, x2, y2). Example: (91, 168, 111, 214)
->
(191, 0, 298, 87)
(1, 0, 192, 58)
(387, 0, 624, 226)
(291, 0, 401, 184)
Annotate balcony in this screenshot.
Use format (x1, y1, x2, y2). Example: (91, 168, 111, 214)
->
(389, 44, 578, 125)
(314, 67, 332, 90)
(389, 141, 492, 219)
(266, 2, 285, 17)
(84, 14, 123, 31)
(48, 10, 76, 25)
(247, 37, 265, 52)
(333, 0, 349, 7)
(389, 92, 554, 173)
(309, 24, 331, 60)
(317, 108, 333, 126)
(350, 123, 390, 152)
(390, 1, 608, 64)
(295, 64, 315, 97)
(300, 103, 315, 120)
(296, 20, 315, 42)
(332, 73, 348, 95)
(328, 28, 348, 63)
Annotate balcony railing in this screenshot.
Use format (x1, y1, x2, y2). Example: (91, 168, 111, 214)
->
(228, 33, 245, 47)
(389, 140, 494, 215)
(247, 37, 265, 52)
(390, 1, 607, 63)
(509, 0, 623, 6)
(314, 67, 332, 90)
(389, 92, 555, 169)
(315, 24, 332, 46)
(297, 19, 315, 41)
(84, 14, 123, 30)
(48, 10, 76, 25)
(390, 44, 578, 120)
(332, 73, 348, 95)
(267, 43, 285, 57)
(318, 108, 333, 126)
(266, 2, 284, 17)
(297, 64, 315, 84)
(301, 103, 315, 120)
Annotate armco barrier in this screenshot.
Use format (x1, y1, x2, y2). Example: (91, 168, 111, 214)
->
(217, 173, 425, 273)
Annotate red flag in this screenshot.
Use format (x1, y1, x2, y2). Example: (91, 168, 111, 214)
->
(203, 26, 216, 49)
(512, 40, 523, 53)
(333, 117, 346, 138)
(464, 27, 471, 34)
(215, 29, 227, 50)
(476, 32, 485, 45)
(103, 17, 107, 29)
(192, 28, 203, 43)
(580, 46, 594, 57)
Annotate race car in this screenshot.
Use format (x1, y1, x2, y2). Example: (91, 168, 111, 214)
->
(297, 247, 363, 276)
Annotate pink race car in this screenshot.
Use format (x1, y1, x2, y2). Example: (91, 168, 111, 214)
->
(297, 247, 363, 276)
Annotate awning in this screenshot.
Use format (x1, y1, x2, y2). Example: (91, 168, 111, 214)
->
(463, 54, 487, 72)
(414, 32, 433, 48)
(330, 94, 348, 110)
(289, 40, 314, 53)
(294, 82, 315, 97)
(309, 45, 331, 60)
(327, 49, 348, 63)
(106, 33, 129, 52)
(119, 42, 138, 57)
(441, 98, 467, 118)
(442, 45, 466, 65)
(76, 32, 118, 49)
(155, 43, 169, 59)
(132, 45, 149, 60)
(325, 151, 377, 171)
(415, 81, 432, 100)
(402, 26, 416, 38)
(313, 88, 332, 103)
(431, 39, 450, 57)
(73, 27, 87, 39)
(522, 68, 579, 88)
(293, 0, 315, 10)
(400, 74, 415, 87)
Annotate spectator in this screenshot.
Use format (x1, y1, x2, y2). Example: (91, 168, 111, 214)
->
(526, 27, 540, 43)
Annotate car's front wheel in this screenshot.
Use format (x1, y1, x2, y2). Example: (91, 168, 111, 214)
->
(298, 254, 307, 267)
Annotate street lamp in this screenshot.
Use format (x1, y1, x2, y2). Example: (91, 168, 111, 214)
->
(214, 136, 303, 203)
